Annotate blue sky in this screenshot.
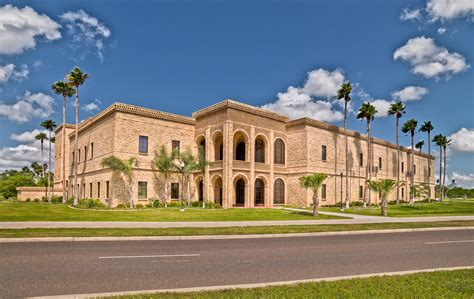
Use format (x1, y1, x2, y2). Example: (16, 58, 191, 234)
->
(0, 0, 473, 186)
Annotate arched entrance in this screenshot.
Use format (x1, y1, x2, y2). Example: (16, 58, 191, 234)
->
(235, 179, 245, 206)
(274, 178, 285, 205)
(255, 178, 264, 206)
(212, 176, 223, 206)
(198, 179, 204, 202)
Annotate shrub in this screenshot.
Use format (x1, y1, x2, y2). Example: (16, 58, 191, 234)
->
(0, 195, 6, 202)
(116, 203, 128, 209)
(148, 197, 161, 208)
(135, 204, 144, 209)
(77, 198, 106, 209)
(33, 198, 40, 203)
(25, 198, 31, 202)
(51, 196, 63, 204)
(41, 196, 48, 203)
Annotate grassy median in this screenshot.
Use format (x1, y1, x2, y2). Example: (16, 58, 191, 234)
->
(0, 221, 471, 238)
(109, 269, 474, 298)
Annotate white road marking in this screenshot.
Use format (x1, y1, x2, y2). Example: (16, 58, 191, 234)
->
(425, 240, 474, 245)
(98, 254, 200, 259)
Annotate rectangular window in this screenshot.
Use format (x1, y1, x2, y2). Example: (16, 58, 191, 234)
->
(97, 182, 100, 198)
(359, 153, 363, 167)
(359, 186, 364, 199)
(172, 140, 180, 154)
(91, 143, 94, 159)
(139, 136, 148, 154)
(138, 182, 147, 199)
(106, 181, 110, 198)
(321, 184, 327, 200)
(78, 149, 81, 162)
(414, 164, 416, 174)
(379, 157, 382, 169)
(89, 183, 92, 198)
(321, 145, 327, 161)
(171, 183, 180, 199)
(401, 162, 404, 173)
(402, 187, 405, 198)
(84, 146, 87, 161)
(82, 183, 85, 197)
(66, 180, 69, 187)
(72, 152, 75, 165)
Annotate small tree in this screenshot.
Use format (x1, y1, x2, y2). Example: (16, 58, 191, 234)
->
(367, 179, 398, 216)
(101, 156, 137, 208)
(153, 146, 177, 207)
(299, 173, 328, 216)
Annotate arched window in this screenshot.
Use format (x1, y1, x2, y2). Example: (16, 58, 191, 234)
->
(255, 138, 265, 163)
(274, 139, 285, 164)
(236, 142, 246, 161)
(255, 178, 264, 205)
(235, 179, 245, 205)
(213, 133, 223, 161)
(274, 179, 285, 205)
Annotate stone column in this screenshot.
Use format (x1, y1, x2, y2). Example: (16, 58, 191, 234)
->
(223, 121, 233, 208)
(249, 126, 255, 208)
(269, 131, 274, 208)
(205, 127, 211, 202)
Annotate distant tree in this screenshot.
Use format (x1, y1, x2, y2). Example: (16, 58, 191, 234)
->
(337, 82, 352, 209)
(35, 133, 48, 179)
(402, 119, 418, 205)
(101, 156, 137, 208)
(0, 170, 36, 199)
(440, 135, 451, 202)
(388, 101, 406, 204)
(299, 173, 328, 216)
(177, 151, 199, 207)
(419, 121, 434, 202)
(367, 179, 398, 216)
(433, 134, 444, 202)
(41, 119, 57, 202)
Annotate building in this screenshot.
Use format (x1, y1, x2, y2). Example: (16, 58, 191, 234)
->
(19, 100, 435, 207)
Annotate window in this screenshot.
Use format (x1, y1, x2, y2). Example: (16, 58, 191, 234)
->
(72, 152, 75, 165)
(274, 139, 285, 164)
(89, 183, 92, 198)
(401, 162, 404, 173)
(359, 186, 364, 199)
(78, 149, 81, 162)
(401, 187, 405, 199)
(97, 182, 100, 198)
(321, 184, 327, 200)
(91, 143, 94, 159)
(139, 136, 148, 154)
(106, 181, 110, 198)
(322, 145, 327, 161)
(255, 138, 265, 163)
(66, 180, 68, 187)
(235, 142, 246, 161)
(82, 183, 85, 197)
(84, 146, 87, 161)
(274, 179, 285, 205)
(359, 153, 363, 167)
(255, 179, 264, 205)
(138, 182, 147, 199)
(414, 164, 416, 174)
(171, 183, 180, 199)
(379, 157, 382, 169)
(172, 140, 180, 154)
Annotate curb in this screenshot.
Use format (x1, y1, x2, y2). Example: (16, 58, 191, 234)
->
(2, 226, 473, 243)
(29, 265, 474, 298)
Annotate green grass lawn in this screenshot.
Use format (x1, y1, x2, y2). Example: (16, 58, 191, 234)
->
(110, 269, 474, 298)
(0, 221, 471, 238)
(0, 202, 345, 222)
(322, 199, 474, 217)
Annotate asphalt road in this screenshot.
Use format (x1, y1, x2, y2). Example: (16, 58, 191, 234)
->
(1, 230, 473, 298)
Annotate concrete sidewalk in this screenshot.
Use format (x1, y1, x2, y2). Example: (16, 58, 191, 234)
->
(0, 215, 473, 229)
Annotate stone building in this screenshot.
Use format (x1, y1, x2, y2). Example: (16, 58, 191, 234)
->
(46, 99, 434, 207)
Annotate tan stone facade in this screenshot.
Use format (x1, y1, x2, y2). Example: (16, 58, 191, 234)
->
(49, 100, 434, 207)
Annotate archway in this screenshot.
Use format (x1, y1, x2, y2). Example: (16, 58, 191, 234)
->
(212, 131, 223, 161)
(233, 131, 248, 161)
(255, 135, 266, 163)
(212, 175, 223, 206)
(274, 178, 285, 205)
(255, 178, 265, 205)
(235, 179, 245, 206)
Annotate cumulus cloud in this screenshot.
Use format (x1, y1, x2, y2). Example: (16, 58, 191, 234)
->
(82, 98, 101, 113)
(394, 36, 470, 79)
(0, 4, 61, 54)
(427, 0, 474, 21)
(437, 27, 447, 34)
(10, 129, 48, 143)
(260, 68, 346, 122)
(449, 128, 474, 153)
(0, 91, 55, 123)
(0, 139, 54, 172)
(60, 9, 111, 62)
(451, 172, 474, 189)
(400, 8, 422, 21)
(369, 99, 393, 118)
(391, 86, 429, 102)
(0, 64, 29, 84)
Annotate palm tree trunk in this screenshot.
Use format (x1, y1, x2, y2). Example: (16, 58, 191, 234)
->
(381, 197, 387, 216)
(62, 95, 67, 203)
(443, 146, 447, 202)
(344, 100, 349, 209)
(439, 145, 442, 202)
(163, 175, 168, 207)
(409, 133, 414, 205)
(73, 87, 79, 206)
(396, 117, 400, 205)
(129, 182, 134, 208)
(41, 140, 46, 199)
(365, 120, 371, 207)
(427, 131, 431, 203)
(187, 176, 191, 207)
(312, 192, 319, 216)
(48, 130, 52, 202)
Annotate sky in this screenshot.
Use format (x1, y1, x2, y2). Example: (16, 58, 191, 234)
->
(0, 0, 473, 187)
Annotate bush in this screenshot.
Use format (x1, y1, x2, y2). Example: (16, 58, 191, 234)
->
(41, 196, 48, 203)
(0, 195, 6, 202)
(33, 198, 40, 203)
(135, 204, 144, 209)
(148, 197, 161, 208)
(25, 198, 31, 202)
(77, 198, 106, 209)
(116, 203, 130, 209)
(51, 196, 63, 204)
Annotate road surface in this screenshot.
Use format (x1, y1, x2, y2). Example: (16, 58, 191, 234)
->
(0, 229, 473, 298)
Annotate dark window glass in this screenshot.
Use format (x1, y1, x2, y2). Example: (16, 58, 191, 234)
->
(172, 140, 180, 154)
(78, 149, 81, 162)
(401, 162, 404, 173)
(91, 143, 94, 159)
(359, 153, 363, 167)
(138, 182, 147, 199)
(171, 183, 179, 199)
(255, 138, 265, 163)
(322, 184, 327, 199)
(274, 179, 285, 205)
(274, 139, 285, 164)
(322, 145, 327, 161)
(359, 186, 363, 199)
(402, 187, 404, 198)
(255, 179, 264, 205)
(379, 157, 382, 169)
(219, 144, 223, 160)
(414, 164, 416, 174)
(139, 136, 148, 154)
(106, 181, 110, 198)
(84, 146, 87, 161)
(236, 142, 245, 161)
(235, 179, 245, 205)
(97, 182, 100, 198)
(89, 183, 92, 198)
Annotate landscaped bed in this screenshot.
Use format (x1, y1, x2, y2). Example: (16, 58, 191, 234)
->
(0, 202, 346, 222)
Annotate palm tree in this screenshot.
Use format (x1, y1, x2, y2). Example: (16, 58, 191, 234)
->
(100, 156, 137, 208)
(419, 121, 434, 202)
(388, 101, 406, 204)
(153, 145, 177, 207)
(52, 81, 75, 203)
(337, 82, 352, 209)
(179, 151, 199, 207)
(67, 67, 89, 206)
(401, 119, 418, 205)
(299, 173, 328, 216)
(35, 133, 47, 180)
(366, 179, 398, 216)
(41, 119, 56, 202)
(356, 102, 377, 207)
(441, 136, 451, 201)
(196, 144, 209, 208)
(415, 140, 425, 200)
(432, 134, 444, 202)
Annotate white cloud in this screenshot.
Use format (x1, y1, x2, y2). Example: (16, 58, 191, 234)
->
(0, 63, 29, 84)
(260, 68, 347, 122)
(400, 8, 422, 21)
(60, 9, 111, 62)
(82, 98, 101, 113)
(33, 60, 44, 69)
(394, 36, 470, 78)
(369, 99, 393, 118)
(449, 128, 474, 153)
(0, 4, 61, 54)
(451, 172, 474, 189)
(0, 138, 54, 172)
(427, 0, 474, 21)
(10, 129, 48, 143)
(437, 27, 447, 34)
(391, 86, 429, 102)
(0, 91, 55, 123)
